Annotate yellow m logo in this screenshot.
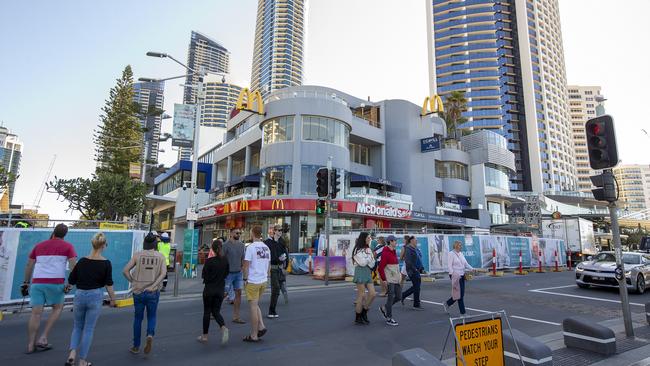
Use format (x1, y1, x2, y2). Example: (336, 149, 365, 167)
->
(236, 88, 265, 115)
(223, 203, 230, 214)
(271, 199, 285, 210)
(421, 94, 444, 116)
(239, 200, 249, 211)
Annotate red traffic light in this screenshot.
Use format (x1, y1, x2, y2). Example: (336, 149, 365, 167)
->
(585, 115, 618, 170)
(589, 122, 603, 135)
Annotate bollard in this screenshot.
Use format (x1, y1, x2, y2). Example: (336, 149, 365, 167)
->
(553, 250, 560, 272)
(503, 329, 552, 366)
(537, 250, 544, 273)
(563, 317, 616, 355)
(173, 262, 180, 297)
(492, 248, 497, 276)
(519, 250, 523, 274)
(567, 250, 572, 270)
(393, 348, 445, 366)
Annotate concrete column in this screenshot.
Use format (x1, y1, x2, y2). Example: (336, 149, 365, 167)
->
(244, 145, 251, 176)
(292, 114, 302, 195)
(381, 144, 387, 179)
(290, 214, 301, 253)
(226, 156, 232, 183)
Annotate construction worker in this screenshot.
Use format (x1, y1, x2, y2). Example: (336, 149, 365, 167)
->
(157, 233, 172, 292)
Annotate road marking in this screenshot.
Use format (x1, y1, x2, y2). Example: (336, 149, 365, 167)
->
(504, 351, 553, 365)
(419, 299, 492, 314)
(530, 284, 575, 291)
(510, 315, 560, 326)
(529, 288, 645, 307)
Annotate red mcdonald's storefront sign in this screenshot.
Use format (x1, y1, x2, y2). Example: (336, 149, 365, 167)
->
(196, 199, 412, 221)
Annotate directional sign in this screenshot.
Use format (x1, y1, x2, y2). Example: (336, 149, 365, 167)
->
(455, 318, 504, 366)
(615, 266, 624, 281)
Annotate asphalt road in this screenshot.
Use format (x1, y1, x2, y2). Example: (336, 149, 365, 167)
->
(2, 271, 648, 366)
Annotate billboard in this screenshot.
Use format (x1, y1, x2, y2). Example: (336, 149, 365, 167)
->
(172, 103, 196, 147)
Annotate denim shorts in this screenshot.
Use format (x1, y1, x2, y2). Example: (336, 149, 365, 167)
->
(30, 284, 65, 306)
(225, 271, 243, 290)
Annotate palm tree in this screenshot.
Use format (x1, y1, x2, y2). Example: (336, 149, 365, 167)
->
(440, 90, 468, 140)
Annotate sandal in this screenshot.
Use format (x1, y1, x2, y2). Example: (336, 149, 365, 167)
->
(257, 328, 267, 338)
(36, 343, 53, 352)
(65, 358, 75, 366)
(242, 335, 260, 343)
(232, 318, 246, 324)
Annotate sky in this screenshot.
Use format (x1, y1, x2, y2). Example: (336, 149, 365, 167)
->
(0, 0, 648, 221)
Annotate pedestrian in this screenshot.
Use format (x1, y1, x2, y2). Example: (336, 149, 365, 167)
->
(374, 236, 388, 296)
(352, 232, 376, 325)
(279, 234, 290, 304)
(444, 240, 474, 317)
(242, 225, 270, 342)
(122, 232, 167, 355)
(22, 223, 77, 354)
(378, 235, 401, 326)
(265, 225, 288, 318)
(65, 232, 116, 366)
(401, 236, 425, 310)
(223, 228, 246, 323)
(197, 238, 230, 345)
(157, 233, 172, 292)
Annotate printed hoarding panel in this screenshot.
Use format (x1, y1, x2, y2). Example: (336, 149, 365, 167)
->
(447, 235, 482, 269)
(313, 256, 347, 280)
(428, 234, 448, 273)
(479, 236, 511, 269)
(506, 237, 532, 268)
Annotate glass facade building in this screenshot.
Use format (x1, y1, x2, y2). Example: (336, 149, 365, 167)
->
(250, 0, 305, 97)
(133, 81, 164, 164)
(427, 0, 577, 193)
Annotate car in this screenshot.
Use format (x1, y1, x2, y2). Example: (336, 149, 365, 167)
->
(575, 251, 650, 294)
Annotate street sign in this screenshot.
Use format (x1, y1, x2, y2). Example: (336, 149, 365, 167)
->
(455, 318, 504, 366)
(186, 208, 198, 221)
(99, 222, 128, 230)
(129, 162, 141, 179)
(420, 135, 441, 152)
(615, 266, 624, 281)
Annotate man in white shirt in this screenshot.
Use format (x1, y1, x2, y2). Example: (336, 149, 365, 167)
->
(242, 225, 270, 342)
(444, 240, 473, 316)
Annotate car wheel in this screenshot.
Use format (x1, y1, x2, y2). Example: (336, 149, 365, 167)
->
(577, 283, 589, 289)
(636, 275, 645, 294)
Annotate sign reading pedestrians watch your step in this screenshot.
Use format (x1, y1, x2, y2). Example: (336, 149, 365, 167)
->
(455, 318, 504, 366)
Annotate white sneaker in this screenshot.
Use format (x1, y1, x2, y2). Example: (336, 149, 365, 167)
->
(386, 318, 399, 326)
(221, 328, 229, 345)
(443, 302, 449, 314)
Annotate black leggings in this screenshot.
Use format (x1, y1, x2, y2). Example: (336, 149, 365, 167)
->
(202, 291, 225, 334)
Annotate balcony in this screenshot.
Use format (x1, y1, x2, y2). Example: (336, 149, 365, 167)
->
(347, 187, 412, 210)
(490, 213, 510, 225)
(210, 187, 260, 206)
(266, 89, 348, 106)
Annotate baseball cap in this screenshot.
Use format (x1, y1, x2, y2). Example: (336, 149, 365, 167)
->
(386, 235, 397, 242)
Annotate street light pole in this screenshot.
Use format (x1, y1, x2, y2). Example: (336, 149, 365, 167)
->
(187, 67, 205, 269)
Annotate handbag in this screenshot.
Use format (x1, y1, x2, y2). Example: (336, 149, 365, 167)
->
(384, 264, 401, 284)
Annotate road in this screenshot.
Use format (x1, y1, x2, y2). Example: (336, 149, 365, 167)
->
(1, 271, 648, 366)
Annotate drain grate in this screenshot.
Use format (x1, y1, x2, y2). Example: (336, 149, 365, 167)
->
(552, 330, 650, 365)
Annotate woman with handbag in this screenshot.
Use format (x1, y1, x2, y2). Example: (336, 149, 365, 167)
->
(377, 235, 401, 326)
(444, 240, 474, 317)
(352, 232, 376, 325)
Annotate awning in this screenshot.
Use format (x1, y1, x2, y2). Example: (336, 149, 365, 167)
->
(227, 173, 260, 187)
(349, 173, 402, 190)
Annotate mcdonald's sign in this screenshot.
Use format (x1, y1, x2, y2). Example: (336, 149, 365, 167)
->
(421, 94, 444, 116)
(239, 200, 249, 211)
(223, 203, 230, 214)
(271, 199, 285, 210)
(235, 88, 265, 115)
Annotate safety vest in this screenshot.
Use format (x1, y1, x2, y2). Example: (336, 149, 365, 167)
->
(157, 241, 171, 266)
(15, 221, 29, 228)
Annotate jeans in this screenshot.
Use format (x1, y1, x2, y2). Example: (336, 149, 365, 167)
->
(401, 272, 421, 307)
(446, 275, 466, 314)
(385, 283, 402, 318)
(69, 289, 103, 359)
(225, 272, 243, 301)
(202, 290, 225, 334)
(133, 291, 160, 348)
(269, 268, 284, 314)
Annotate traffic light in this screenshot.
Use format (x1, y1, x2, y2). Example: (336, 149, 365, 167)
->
(585, 115, 619, 170)
(316, 199, 327, 215)
(590, 171, 617, 202)
(330, 170, 341, 199)
(316, 168, 329, 198)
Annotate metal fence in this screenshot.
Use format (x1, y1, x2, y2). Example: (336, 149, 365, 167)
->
(2, 218, 150, 231)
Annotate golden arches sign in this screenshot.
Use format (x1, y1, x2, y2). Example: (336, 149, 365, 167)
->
(271, 199, 285, 210)
(235, 88, 265, 115)
(421, 94, 444, 116)
(239, 200, 249, 211)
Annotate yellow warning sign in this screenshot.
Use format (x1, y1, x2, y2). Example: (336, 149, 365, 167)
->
(455, 318, 504, 366)
(99, 222, 128, 230)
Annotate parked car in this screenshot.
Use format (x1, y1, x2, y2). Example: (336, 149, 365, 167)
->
(575, 251, 650, 294)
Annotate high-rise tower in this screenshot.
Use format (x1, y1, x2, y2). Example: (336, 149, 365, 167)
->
(133, 81, 165, 164)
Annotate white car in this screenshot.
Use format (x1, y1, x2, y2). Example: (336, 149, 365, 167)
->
(575, 251, 650, 294)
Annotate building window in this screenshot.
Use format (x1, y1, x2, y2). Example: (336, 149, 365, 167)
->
(349, 143, 370, 165)
(262, 116, 294, 145)
(435, 161, 468, 181)
(485, 164, 510, 190)
(261, 165, 292, 196)
(302, 115, 350, 147)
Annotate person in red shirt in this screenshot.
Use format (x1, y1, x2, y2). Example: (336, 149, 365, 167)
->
(377, 235, 401, 326)
(22, 224, 77, 354)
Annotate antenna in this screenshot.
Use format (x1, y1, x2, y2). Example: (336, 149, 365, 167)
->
(33, 155, 56, 209)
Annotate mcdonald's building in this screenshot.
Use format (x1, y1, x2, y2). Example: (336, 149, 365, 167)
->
(153, 85, 518, 255)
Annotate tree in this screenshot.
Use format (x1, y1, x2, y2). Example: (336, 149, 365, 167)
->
(47, 173, 146, 221)
(440, 90, 468, 140)
(0, 165, 18, 189)
(94, 65, 143, 176)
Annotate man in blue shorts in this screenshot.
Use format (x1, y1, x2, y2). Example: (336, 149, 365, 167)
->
(223, 228, 246, 324)
(22, 224, 77, 354)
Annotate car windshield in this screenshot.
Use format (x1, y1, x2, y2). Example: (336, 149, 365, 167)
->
(593, 253, 615, 262)
(622, 254, 640, 265)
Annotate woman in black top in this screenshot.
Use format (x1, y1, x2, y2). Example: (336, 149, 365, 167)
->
(197, 238, 230, 345)
(65, 232, 116, 366)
